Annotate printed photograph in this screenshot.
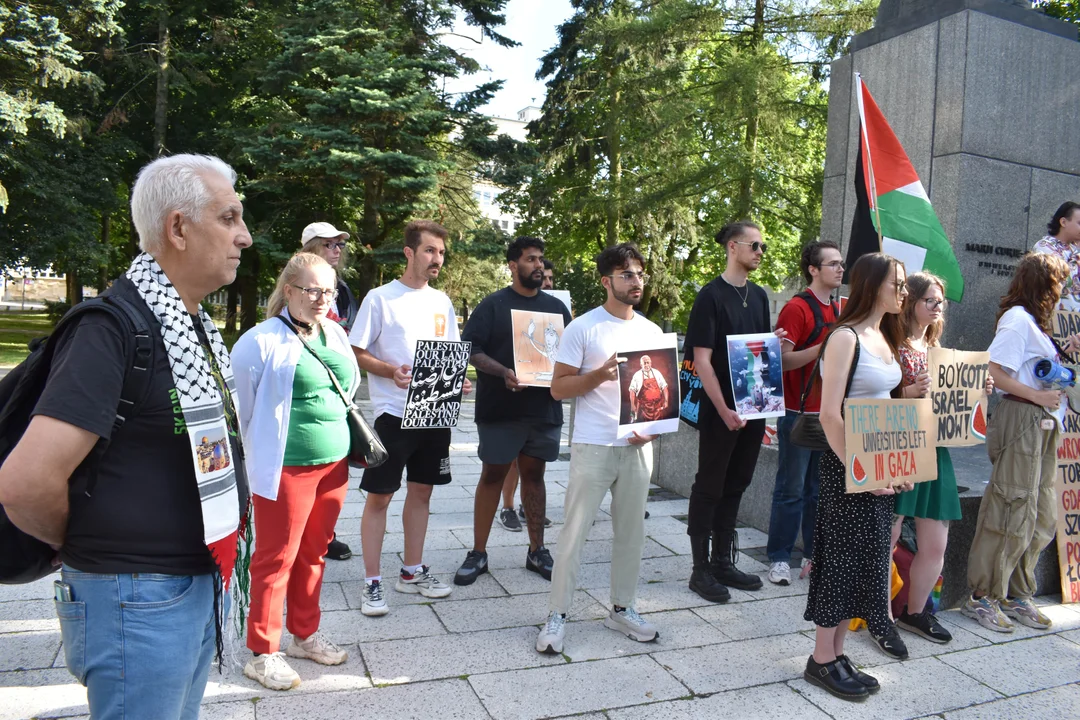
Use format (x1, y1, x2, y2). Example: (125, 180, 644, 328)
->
(192, 427, 231, 475)
(511, 309, 565, 387)
(616, 333, 681, 439)
(727, 332, 786, 420)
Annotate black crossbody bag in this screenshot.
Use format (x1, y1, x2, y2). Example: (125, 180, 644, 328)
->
(790, 328, 861, 451)
(279, 316, 389, 469)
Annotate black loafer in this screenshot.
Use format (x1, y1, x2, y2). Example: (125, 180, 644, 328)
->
(804, 656, 868, 701)
(897, 608, 953, 644)
(871, 623, 910, 660)
(325, 536, 352, 561)
(837, 654, 880, 694)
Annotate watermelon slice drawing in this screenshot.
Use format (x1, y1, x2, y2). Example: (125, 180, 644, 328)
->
(971, 399, 987, 441)
(850, 454, 868, 485)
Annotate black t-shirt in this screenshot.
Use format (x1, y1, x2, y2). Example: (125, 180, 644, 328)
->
(33, 303, 238, 575)
(462, 286, 573, 425)
(684, 276, 771, 417)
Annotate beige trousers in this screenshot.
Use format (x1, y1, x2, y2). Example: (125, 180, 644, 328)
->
(967, 398, 1059, 600)
(548, 443, 654, 614)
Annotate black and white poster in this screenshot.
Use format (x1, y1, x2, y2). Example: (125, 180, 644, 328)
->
(402, 340, 472, 429)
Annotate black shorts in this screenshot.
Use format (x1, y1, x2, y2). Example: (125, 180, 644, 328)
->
(360, 413, 452, 494)
(476, 421, 562, 464)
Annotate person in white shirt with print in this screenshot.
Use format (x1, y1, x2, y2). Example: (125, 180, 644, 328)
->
(348, 220, 471, 616)
(536, 243, 662, 654)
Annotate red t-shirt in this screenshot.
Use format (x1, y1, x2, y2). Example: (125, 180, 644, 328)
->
(776, 292, 838, 413)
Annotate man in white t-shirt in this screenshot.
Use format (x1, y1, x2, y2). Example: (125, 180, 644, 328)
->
(349, 220, 471, 617)
(535, 243, 662, 655)
(627, 355, 669, 422)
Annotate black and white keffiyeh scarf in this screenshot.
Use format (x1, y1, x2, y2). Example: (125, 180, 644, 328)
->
(126, 252, 248, 588)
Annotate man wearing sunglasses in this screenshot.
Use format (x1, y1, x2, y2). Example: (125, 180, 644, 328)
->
(765, 241, 843, 587)
(684, 221, 785, 603)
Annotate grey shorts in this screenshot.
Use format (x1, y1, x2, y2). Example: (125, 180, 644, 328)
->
(476, 421, 562, 464)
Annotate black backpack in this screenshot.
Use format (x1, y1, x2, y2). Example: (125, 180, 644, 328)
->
(0, 289, 155, 584)
(791, 291, 839, 396)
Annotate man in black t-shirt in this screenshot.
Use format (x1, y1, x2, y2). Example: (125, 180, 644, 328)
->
(683, 221, 786, 603)
(454, 238, 572, 586)
(0, 155, 252, 719)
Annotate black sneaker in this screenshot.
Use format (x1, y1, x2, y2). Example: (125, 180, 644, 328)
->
(499, 507, 523, 532)
(325, 536, 352, 561)
(871, 623, 910, 660)
(896, 608, 953, 644)
(517, 504, 553, 528)
(526, 546, 554, 580)
(453, 550, 489, 586)
(804, 656, 868, 701)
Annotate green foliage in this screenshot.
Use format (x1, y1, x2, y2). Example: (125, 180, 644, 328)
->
(1036, 0, 1080, 37)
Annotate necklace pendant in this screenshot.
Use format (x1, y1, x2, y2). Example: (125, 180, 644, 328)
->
(743, 301, 748, 308)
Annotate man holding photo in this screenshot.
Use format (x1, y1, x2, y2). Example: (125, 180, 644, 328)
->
(683, 221, 785, 604)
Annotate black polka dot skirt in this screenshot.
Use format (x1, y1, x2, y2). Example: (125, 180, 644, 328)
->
(803, 450, 894, 637)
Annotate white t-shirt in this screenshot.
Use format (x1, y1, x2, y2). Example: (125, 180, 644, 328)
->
(556, 306, 663, 446)
(349, 280, 459, 419)
(628, 368, 668, 394)
(988, 306, 1066, 425)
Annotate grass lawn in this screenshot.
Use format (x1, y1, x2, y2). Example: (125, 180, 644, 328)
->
(0, 312, 51, 368)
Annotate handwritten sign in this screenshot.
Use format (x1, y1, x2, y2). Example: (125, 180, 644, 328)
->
(843, 398, 937, 493)
(928, 348, 990, 447)
(402, 340, 471, 429)
(1055, 406, 1080, 603)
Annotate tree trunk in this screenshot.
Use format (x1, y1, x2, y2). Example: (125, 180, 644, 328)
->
(98, 213, 111, 292)
(153, 5, 170, 157)
(66, 272, 84, 306)
(605, 68, 622, 248)
(736, 0, 766, 219)
(239, 250, 261, 331)
(225, 282, 239, 333)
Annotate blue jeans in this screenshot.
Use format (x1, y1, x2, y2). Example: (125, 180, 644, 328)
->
(55, 566, 222, 720)
(766, 411, 821, 563)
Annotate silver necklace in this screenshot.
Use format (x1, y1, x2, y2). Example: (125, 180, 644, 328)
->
(722, 274, 749, 308)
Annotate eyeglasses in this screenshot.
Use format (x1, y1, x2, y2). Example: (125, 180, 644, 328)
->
(608, 271, 650, 285)
(322, 241, 347, 251)
(735, 241, 768, 253)
(921, 298, 945, 310)
(816, 261, 845, 270)
(292, 285, 338, 301)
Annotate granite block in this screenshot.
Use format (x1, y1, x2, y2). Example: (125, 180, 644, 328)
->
(819, 174, 849, 248)
(932, 12, 969, 158)
(432, 590, 605, 633)
(607, 683, 831, 720)
(0, 600, 59, 634)
(0, 668, 86, 720)
(1028, 168, 1080, 245)
(560, 609, 730, 662)
(824, 54, 854, 181)
(316, 604, 447, 645)
(652, 632, 814, 694)
(935, 634, 1080, 695)
(0, 630, 60, 672)
(252, 678, 488, 720)
(691, 594, 815, 641)
(943, 683, 1080, 719)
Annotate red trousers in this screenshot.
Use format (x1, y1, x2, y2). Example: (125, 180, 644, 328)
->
(247, 458, 349, 654)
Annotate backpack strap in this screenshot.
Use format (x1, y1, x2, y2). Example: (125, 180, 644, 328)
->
(793, 291, 834, 351)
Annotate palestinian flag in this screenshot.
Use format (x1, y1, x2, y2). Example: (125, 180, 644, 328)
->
(844, 73, 964, 301)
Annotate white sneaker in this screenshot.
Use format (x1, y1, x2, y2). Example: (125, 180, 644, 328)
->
(396, 565, 453, 598)
(244, 652, 301, 690)
(768, 561, 791, 586)
(604, 606, 659, 642)
(286, 631, 348, 666)
(536, 611, 566, 654)
(361, 579, 389, 616)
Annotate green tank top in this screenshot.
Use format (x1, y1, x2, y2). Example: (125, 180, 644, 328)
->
(282, 330, 353, 466)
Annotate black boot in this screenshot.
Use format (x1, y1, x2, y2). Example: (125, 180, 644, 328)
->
(711, 530, 763, 591)
(688, 535, 730, 603)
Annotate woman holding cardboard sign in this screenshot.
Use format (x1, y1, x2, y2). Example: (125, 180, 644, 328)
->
(963, 253, 1074, 634)
(801, 252, 913, 702)
(883, 273, 994, 646)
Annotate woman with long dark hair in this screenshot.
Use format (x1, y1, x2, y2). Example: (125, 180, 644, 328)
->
(963, 253, 1074, 633)
(802, 253, 912, 702)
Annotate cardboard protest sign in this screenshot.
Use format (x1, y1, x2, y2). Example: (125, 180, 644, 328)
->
(727, 332, 785, 420)
(927, 348, 990, 447)
(402, 340, 471, 429)
(843, 398, 937, 493)
(1052, 310, 1080, 345)
(1055, 406, 1080, 604)
(542, 289, 573, 314)
(511, 309, 565, 388)
(617, 333, 680, 439)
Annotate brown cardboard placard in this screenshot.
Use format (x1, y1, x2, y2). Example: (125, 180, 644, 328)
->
(927, 348, 990, 447)
(843, 398, 937, 493)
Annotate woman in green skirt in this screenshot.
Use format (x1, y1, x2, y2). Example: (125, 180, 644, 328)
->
(883, 272, 992, 645)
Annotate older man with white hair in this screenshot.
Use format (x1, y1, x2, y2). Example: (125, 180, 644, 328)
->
(0, 154, 252, 719)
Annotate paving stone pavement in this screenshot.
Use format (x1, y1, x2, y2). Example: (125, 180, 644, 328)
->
(2, 399, 1079, 719)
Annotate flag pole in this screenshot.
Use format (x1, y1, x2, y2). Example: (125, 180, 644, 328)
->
(855, 73, 884, 252)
